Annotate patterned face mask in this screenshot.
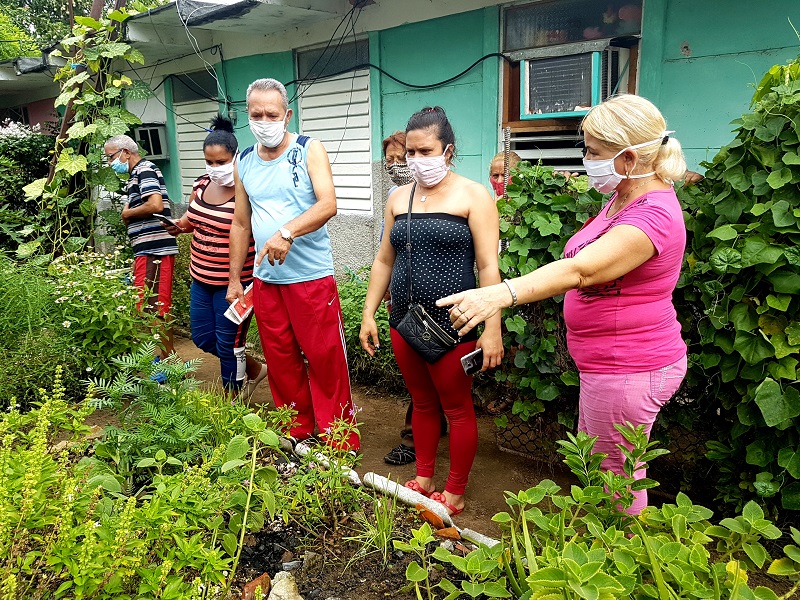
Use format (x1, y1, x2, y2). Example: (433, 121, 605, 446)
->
(386, 162, 414, 186)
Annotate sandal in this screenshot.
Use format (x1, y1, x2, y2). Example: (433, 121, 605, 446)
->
(385, 443, 416, 466)
(486, 397, 512, 416)
(404, 480, 434, 498)
(430, 491, 464, 517)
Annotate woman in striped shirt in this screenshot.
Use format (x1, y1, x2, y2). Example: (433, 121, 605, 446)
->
(164, 115, 266, 398)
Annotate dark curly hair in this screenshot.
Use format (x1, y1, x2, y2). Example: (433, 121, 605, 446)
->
(203, 114, 237, 155)
(405, 106, 456, 159)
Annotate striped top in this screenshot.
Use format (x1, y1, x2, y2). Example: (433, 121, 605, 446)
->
(126, 159, 179, 257)
(187, 175, 255, 286)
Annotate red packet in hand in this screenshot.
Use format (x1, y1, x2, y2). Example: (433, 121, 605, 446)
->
(224, 282, 253, 325)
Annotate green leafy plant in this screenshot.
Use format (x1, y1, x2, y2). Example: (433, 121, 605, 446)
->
(276, 418, 365, 535)
(677, 53, 800, 511)
(89, 344, 214, 481)
(0, 121, 55, 253)
(217, 411, 281, 597)
(50, 251, 153, 375)
(338, 266, 404, 391)
(496, 165, 603, 426)
(0, 367, 230, 599)
(399, 426, 799, 599)
(21, 6, 147, 258)
(344, 493, 398, 570)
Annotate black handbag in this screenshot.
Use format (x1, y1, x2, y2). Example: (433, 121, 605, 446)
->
(395, 183, 458, 363)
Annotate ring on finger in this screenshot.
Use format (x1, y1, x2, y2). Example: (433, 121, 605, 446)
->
(454, 305, 464, 315)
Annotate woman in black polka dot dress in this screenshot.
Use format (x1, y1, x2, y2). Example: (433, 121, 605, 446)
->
(360, 107, 504, 516)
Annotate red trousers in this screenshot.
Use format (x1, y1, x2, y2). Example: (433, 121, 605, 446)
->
(390, 329, 477, 495)
(253, 276, 359, 450)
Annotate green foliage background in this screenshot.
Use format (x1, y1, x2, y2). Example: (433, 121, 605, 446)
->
(676, 56, 800, 513)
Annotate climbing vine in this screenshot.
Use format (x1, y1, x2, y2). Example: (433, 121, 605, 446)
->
(21, 5, 150, 259)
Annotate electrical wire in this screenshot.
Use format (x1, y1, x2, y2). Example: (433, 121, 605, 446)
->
(125, 51, 512, 130)
(126, 60, 212, 131)
(287, 3, 357, 104)
(175, 0, 227, 102)
(329, 5, 362, 165)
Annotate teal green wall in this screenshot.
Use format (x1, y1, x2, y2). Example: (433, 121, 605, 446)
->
(215, 51, 296, 150)
(160, 78, 182, 204)
(374, 7, 501, 183)
(640, 0, 800, 170)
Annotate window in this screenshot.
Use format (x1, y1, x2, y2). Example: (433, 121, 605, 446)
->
(504, 0, 642, 52)
(501, 1, 642, 171)
(171, 71, 219, 104)
(296, 39, 369, 82)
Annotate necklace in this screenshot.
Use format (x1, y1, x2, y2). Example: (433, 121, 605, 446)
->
(611, 177, 655, 215)
(419, 172, 451, 203)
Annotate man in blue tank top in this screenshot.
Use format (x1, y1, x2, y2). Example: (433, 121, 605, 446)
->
(227, 78, 359, 450)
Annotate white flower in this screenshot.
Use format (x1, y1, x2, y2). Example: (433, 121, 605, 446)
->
(62, 321, 71, 328)
(116, 306, 125, 311)
(85, 367, 92, 372)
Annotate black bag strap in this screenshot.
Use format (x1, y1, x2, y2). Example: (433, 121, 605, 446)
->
(405, 182, 416, 306)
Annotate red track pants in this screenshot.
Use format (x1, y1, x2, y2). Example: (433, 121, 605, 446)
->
(390, 329, 477, 495)
(253, 276, 359, 450)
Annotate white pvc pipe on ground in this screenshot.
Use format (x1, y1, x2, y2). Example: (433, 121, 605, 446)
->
(363, 472, 453, 528)
(277, 437, 502, 547)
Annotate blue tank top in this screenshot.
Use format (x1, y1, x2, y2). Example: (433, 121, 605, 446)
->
(237, 135, 334, 284)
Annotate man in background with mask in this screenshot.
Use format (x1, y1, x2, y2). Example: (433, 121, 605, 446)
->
(104, 134, 178, 359)
(227, 78, 359, 451)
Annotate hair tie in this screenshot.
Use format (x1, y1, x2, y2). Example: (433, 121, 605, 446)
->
(661, 129, 675, 145)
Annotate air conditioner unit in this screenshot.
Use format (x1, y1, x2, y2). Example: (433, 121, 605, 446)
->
(133, 125, 169, 160)
(520, 46, 630, 120)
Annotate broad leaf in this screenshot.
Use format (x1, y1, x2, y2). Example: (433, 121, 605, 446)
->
(733, 330, 774, 364)
(755, 378, 800, 426)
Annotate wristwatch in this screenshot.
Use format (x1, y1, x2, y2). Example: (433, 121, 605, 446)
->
(279, 227, 294, 245)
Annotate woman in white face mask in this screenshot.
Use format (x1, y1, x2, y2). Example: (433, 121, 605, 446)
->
(161, 114, 267, 400)
(434, 94, 689, 516)
(360, 106, 505, 517)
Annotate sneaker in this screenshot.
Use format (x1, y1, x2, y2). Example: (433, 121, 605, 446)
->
(239, 363, 267, 402)
(384, 443, 416, 465)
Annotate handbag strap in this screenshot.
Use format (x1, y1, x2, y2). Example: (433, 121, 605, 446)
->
(405, 182, 417, 305)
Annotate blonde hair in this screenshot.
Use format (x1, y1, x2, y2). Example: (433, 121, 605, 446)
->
(489, 151, 522, 174)
(582, 94, 686, 183)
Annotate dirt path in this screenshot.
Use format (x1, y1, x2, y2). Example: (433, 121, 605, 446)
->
(176, 336, 573, 537)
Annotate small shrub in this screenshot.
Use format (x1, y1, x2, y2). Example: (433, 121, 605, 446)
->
(171, 233, 192, 329)
(338, 267, 405, 392)
(399, 427, 800, 600)
(50, 251, 153, 376)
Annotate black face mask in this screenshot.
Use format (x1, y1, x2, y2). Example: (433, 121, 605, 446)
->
(386, 162, 414, 186)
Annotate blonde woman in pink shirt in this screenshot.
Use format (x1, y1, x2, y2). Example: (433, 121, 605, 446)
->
(437, 94, 688, 514)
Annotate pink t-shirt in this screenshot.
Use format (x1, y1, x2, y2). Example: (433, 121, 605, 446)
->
(562, 188, 687, 373)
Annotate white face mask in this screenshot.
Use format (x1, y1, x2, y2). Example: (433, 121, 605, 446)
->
(582, 132, 672, 194)
(406, 144, 452, 187)
(249, 119, 286, 148)
(206, 160, 235, 187)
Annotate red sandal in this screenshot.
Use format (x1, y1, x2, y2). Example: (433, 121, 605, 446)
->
(430, 492, 464, 516)
(404, 480, 434, 498)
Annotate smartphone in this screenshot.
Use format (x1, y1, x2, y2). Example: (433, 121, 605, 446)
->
(154, 214, 180, 229)
(460, 348, 484, 376)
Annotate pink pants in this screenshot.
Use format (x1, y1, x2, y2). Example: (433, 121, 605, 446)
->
(253, 276, 359, 450)
(391, 329, 477, 496)
(578, 354, 687, 514)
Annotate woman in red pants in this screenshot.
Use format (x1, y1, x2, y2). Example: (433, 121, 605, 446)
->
(360, 107, 503, 516)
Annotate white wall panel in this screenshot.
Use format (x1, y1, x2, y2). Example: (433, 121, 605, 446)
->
(299, 70, 372, 213)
